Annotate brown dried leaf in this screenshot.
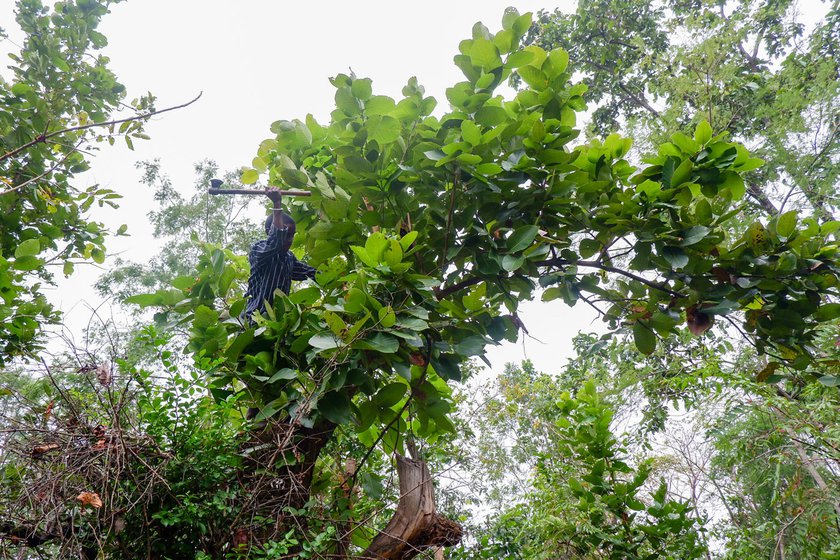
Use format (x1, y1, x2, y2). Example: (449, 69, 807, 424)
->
(409, 353, 427, 367)
(32, 443, 60, 455)
(711, 266, 731, 284)
(686, 306, 714, 336)
(77, 492, 103, 509)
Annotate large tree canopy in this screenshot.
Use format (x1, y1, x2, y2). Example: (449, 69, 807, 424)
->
(120, 11, 840, 537)
(527, 0, 840, 219)
(137, 7, 840, 421)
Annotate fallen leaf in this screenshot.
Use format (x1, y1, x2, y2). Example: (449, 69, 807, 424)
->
(77, 492, 103, 509)
(32, 443, 60, 455)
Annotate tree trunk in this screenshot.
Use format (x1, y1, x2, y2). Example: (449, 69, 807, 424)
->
(236, 420, 336, 545)
(358, 455, 462, 560)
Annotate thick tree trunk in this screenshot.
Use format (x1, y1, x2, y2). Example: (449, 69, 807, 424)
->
(358, 455, 462, 560)
(237, 420, 336, 544)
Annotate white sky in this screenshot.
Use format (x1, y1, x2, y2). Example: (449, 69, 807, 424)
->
(24, 0, 834, 374)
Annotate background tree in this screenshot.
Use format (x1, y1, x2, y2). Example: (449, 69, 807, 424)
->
(0, 0, 196, 362)
(527, 0, 839, 218)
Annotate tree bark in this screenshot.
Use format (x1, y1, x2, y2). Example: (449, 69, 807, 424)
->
(358, 455, 462, 560)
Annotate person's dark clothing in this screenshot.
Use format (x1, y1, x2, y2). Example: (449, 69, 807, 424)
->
(244, 224, 316, 318)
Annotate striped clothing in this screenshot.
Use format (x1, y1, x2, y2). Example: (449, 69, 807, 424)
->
(244, 224, 316, 318)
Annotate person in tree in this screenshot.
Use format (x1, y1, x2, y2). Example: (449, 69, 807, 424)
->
(244, 187, 316, 319)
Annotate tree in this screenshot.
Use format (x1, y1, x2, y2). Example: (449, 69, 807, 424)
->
(0, 0, 195, 363)
(526, 0, 840, 219)
(450, 366, 708, 560)
(95, 160, 261, 304)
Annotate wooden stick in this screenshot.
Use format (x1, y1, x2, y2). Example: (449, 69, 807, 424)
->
(208, 187, 311, 197)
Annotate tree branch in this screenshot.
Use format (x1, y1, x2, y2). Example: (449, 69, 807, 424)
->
(0, 92, 203, 165)
(537, 257, 684, 297)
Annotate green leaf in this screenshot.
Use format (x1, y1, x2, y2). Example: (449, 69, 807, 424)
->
(289, 286, 321, 305)
(462, 282, 486, 311)
(517, 66, 548, 90)
(280, 168, 310, 189)
(501, 7, 520, 30)
(431, 354, 461, 381)
(13, 256, 43, 271)
(241, 168, 259, 185)
(815, 303, 840, 321)
(735, 157, 764, 171)
(661, 246, 689, 269)
(309, 332, 341, 350)
(694, 120, 712, 145)
(680, 226, 710, 246)
(351, 78, 372, 101)
(226, 329, 255, 361)
(399, 231, 418, 250)
(317, 391, 353, 424)
(355, 332, 399, 353)
(377, 306, 396, 327)
(15, 239, 41, 258)
(335, 87, 361, 116)
(633, 322, 656, 355)
(475, 105, 508, 126)
(817, 375, 840, 387)
(367, 115, 401, 144)
(694, 199, 713, 223)
(268, 368, 298, 383)
(670, 158, 693, 187)
(476, 162, 503, 175)
(123, 293, 161, 307)
(507, 225, 539, 253)
(501, 254, 525, 272)
(505, 50, 534, 68)
(546, 48, 569, 75)
(469, 38, 502, 69)
(366, 95, 396, 115)
(345, 288, 367, 313)
(374, 382, 407, 408)
(776, 210, 798, 238)
(461, 120, 482, 146)
(351, 245, 378, 267)
(11, 82, 33, 96)
(579, 238, 600, 259)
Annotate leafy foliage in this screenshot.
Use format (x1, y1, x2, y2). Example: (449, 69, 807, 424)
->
(450, 368, 707, 559)
(0, 0, 155, 361)
(527, 0, 840, 219)
(96, 160, 261, 304)
(134, 9, 840, 454)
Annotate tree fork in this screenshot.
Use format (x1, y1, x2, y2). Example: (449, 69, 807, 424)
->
(358, 455, 462, 560)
